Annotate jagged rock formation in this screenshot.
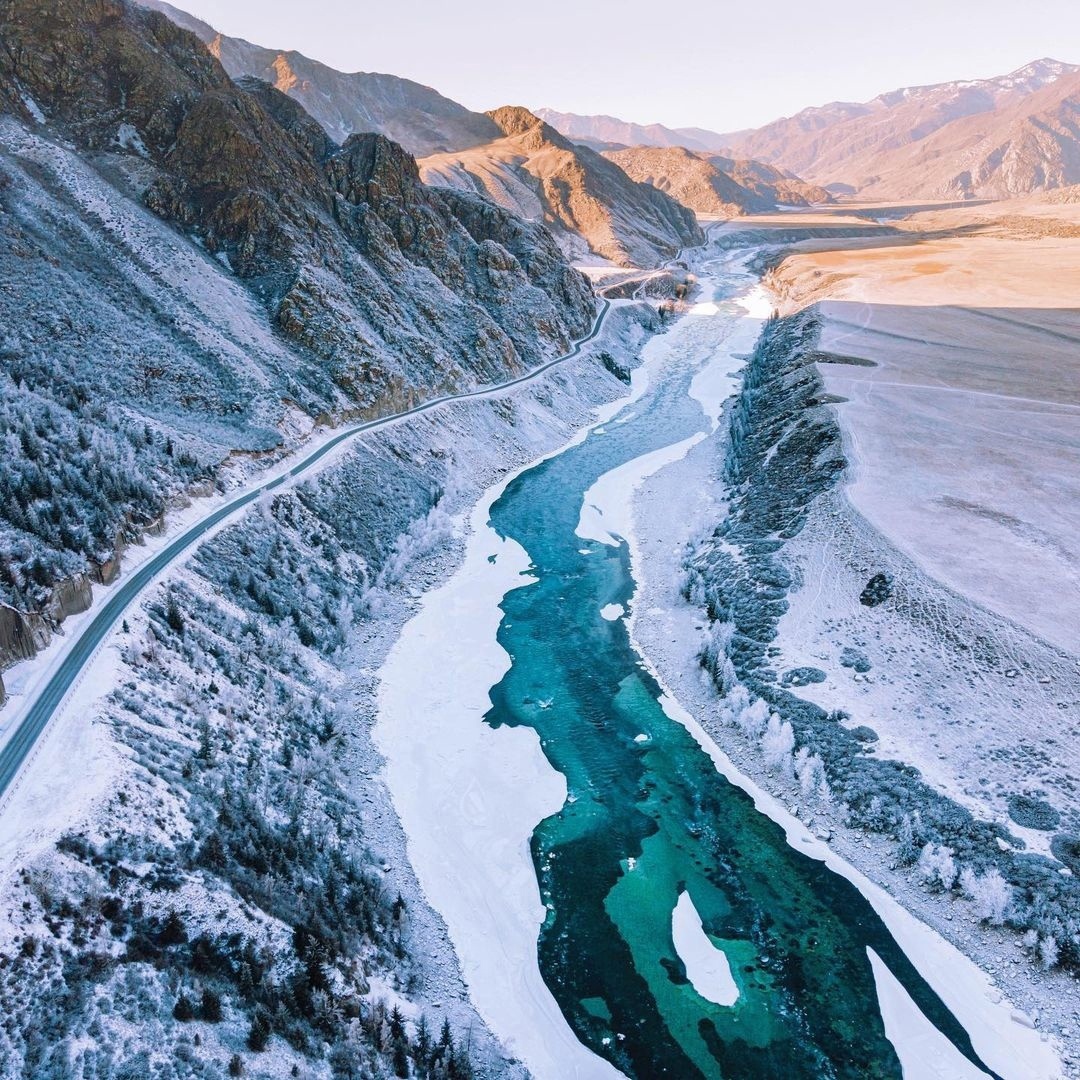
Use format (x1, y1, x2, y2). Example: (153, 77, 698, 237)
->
(419, 106, 704, 267)
(536, 107, 735, 153)
(722, 59, 1080, 199)
(0, 0, 595, 668)
(138, 0, 500, 155)
(603, 146, 831, 216)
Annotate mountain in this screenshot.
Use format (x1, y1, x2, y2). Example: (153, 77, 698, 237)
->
(723, 58, 1080, 198)
(139, 0, 500, 155)
(0, 0, 594, 637)
(603, 146, 831, 216)
(536, 107, 733, 153)
(419, 106, 704, 267)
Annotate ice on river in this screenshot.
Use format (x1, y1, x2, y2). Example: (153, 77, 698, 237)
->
(672, 891, 739, 1008)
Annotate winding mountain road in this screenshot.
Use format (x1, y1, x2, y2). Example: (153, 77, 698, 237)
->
(0, 297, 614, 805)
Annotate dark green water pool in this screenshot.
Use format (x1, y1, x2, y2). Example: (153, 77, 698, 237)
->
(483, 276, 995, 1079)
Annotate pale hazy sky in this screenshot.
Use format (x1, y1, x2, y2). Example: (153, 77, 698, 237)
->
(175, 0, 1080, 132)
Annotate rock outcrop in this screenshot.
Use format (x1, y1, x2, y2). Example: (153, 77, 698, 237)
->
(420, 106, 704, 267)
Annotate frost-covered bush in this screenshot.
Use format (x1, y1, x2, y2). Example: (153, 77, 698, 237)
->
(761, 714, 795, 776)
(795, 746, 828, 801)
(917, 843, 958, 891)
(959, 866, 1012, 924)
(1038, 935, 1060, 970)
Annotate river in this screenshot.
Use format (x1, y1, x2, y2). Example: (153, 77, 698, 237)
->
(376, 251, 1021, 1079)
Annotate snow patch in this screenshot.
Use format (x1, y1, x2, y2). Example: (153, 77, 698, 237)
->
(116, 122, 149, 158)
(867, 948, 990, 1079)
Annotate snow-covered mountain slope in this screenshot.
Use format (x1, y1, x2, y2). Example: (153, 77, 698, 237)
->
(602, 145, 831, 217)
(724, 58, 1080, 198)
(419, 106, 704, 267)
(0, 243, 655, 1080)
(138, 0, 500, 156)
(0, 0, 594, 672)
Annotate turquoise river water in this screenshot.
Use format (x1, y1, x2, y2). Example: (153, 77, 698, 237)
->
(481, 268, 997, 1079)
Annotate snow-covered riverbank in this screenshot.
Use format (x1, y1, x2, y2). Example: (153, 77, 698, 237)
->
(372, 312, 683, 1079)
(625, 262, 1072, 1077)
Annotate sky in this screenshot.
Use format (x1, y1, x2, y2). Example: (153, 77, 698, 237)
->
(173, 0, 1080, 132)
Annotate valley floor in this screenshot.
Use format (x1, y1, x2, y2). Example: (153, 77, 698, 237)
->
(369, 238, 1069, 1078)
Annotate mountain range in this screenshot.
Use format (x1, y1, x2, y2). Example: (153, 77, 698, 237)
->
(541, 58, 1080, 201)
(139, 0, 501, 156)
(534, 107, 735, 154)
(602, 147, 832, 216)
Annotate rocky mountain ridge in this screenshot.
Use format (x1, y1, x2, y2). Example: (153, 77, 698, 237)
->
(419, 105, 704, 267)
(0, 0, 595, 670)
(535, 107, 734, 153)
(722, 58, 1080, 198)
(542, 59, 1080, 201)
(138, 0, 500, 156)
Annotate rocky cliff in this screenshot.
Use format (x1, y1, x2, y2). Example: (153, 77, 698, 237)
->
(0, 0, 595, 669)
(419, 106, 704, 267)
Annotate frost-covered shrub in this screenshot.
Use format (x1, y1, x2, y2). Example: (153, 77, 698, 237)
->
(728, 694, 769, 740)
(917, 843, 957, 891)
(1050, 833, 1080, 875)
(761, 715, 795, 776)
(1039, 935, 1060, 970)
(959, 866, 1012, 924)
(795, 747, 828, 801)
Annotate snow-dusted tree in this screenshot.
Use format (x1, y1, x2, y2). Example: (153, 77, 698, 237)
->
(698, 620, 736, 692)
(734, 697, 770, 740)
(1038, 934, 1059, 970)
(683, 567, 706, 608)
(761, 715, 795, 776)
(794, 747, 827, 800)
(958, 866, 1012, 925)
(917, 842, 957, 891)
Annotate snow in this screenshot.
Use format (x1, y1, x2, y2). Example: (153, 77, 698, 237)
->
(671, 891, 739, 1007)
(867, 948, 990, 1080)
(17, 90, 45, 125)
(778, 226, 1080, 659)
(577, 256, 759, 550)
(376, 414, 631, 1080)
(116, 122, 149, 158)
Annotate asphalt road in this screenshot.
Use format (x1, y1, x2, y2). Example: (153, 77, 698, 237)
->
(0, 297, 612, 801)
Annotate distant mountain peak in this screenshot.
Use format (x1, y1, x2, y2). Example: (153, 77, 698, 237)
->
(487, 105, 548, 138)
(723, 56, 1080, 200)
